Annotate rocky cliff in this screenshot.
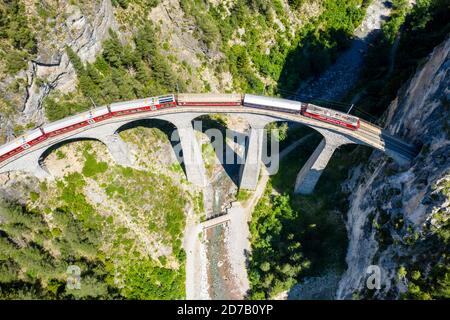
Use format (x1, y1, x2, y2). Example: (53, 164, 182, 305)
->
(0, 0, 117, 138)
(337, 36, 450, 299)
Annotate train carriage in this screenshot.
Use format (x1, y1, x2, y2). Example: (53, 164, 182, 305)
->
(43, 106, 111, 137)
(0, 129, 47, 163)
(243, 94, 302, 113)
(109, 98, 154, 116)
(301, 103, 360, 130)
(157, 94, 177, 108)
(177, 93, 242, 106)
(110, 95, 176, 116)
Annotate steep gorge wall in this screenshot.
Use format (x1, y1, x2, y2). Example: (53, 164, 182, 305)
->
(337, 36, 450, 299)
(0, 0, 117, 137)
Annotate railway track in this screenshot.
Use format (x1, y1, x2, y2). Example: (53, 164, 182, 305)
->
(0, 102, 418, 170)
(358, 119, 418, 160)
(382, 134, 419, 158)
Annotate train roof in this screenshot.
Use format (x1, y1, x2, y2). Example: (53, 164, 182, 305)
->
(43, 106, 109, 132)
(109, 98, 153, 112)
(244, 94, 301, 111)
(306, 104, 359, 124)
(0, 128, 43, 155)
(177, 93, 241, 101)
(109, 95, 174, 111)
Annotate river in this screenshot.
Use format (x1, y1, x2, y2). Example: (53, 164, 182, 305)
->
(204, 157, 241, 299)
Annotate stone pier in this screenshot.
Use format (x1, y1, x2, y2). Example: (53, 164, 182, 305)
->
(294, 128, 355, 195)
(98, 134, 133, 167)
(163, 116, 207, 187)
(239, 115, 276, 190)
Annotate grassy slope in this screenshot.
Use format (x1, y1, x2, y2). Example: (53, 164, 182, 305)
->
(0, 126, 194, 299)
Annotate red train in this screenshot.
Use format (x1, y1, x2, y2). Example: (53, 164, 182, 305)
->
(301, 103, 360, 130)
(0, 93, 360, 163)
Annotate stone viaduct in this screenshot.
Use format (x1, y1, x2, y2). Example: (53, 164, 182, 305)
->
(0, 104, 418, 195)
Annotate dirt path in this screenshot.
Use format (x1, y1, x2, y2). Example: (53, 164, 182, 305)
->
(296, 0, 392, 101)
(183, 210, 209, 299)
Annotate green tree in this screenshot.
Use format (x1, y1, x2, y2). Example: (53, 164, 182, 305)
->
(102, 31, 124, 68)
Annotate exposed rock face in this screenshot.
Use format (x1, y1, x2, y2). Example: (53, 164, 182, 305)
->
(21, 54, 75, 126)
(149, 0, 232, 92)
(337, 37, 450, 299)
(2, 0, 118, 133)
(65, 1, 118, 63)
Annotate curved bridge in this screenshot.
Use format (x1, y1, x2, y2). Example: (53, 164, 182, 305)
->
(0, 100, 418, 194)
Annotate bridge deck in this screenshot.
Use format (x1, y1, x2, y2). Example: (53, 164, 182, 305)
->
(0, 104, 418, 170)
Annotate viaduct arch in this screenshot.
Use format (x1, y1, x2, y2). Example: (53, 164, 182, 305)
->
(0, 104, 418, 194)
